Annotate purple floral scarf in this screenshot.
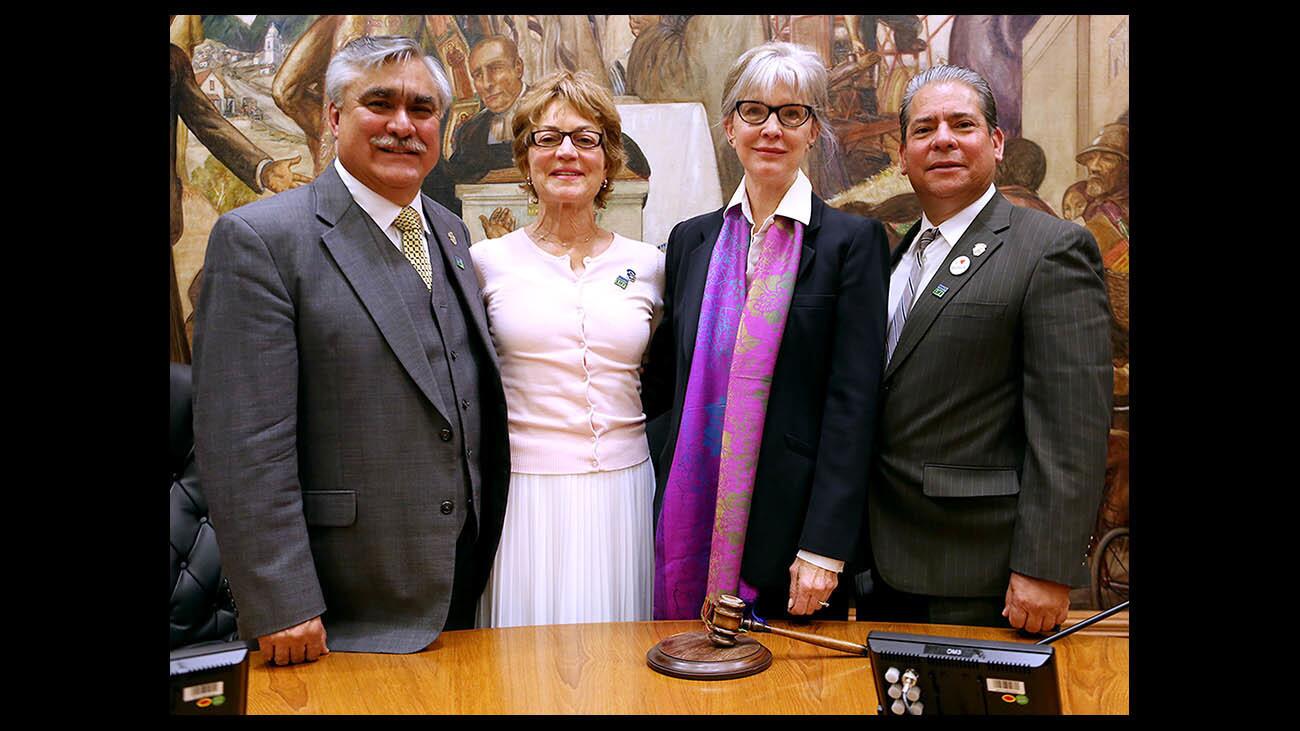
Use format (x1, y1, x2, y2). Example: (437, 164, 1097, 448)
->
(653, 205, 803, 619)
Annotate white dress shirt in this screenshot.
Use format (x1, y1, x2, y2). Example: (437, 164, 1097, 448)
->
(725, 168, 842, 575)
(727, 169, 813, 289)
(888, 182, 997, 319)
(334, 158, 431, 259)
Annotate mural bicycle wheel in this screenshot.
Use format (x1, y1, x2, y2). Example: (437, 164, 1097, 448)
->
(1090, 527, 1129, 611)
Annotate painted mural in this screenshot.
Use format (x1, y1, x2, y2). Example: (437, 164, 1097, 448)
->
(169, 14, 1130, 609)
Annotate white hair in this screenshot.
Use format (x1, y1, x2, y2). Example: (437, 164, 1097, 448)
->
(719, 41, 836, 152)
(324, 35, 452, 114)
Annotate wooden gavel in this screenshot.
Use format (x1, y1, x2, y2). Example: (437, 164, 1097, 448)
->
(701, 594, 868, 656)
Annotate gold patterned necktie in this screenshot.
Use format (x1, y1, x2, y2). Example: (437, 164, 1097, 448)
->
(393, 206, 432, 290)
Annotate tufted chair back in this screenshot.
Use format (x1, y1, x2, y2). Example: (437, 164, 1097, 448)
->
(170, 362, 239, 650)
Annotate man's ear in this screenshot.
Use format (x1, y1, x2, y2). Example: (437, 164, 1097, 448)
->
(327, 101, 342, 138)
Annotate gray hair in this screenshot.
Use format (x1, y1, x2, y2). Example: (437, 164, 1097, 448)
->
(899, 64, 998, 142)
(324, 35, 452, 114)
(720, 41, 836, 152)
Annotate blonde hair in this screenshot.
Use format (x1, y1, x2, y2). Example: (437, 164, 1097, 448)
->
(511, 70, 627, 209)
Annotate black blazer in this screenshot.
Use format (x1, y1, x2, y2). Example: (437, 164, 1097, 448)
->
(642, 195, 890, 590)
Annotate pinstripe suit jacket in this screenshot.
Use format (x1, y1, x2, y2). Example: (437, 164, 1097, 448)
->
(867, 192, 1111, 596)
(192, 165, 511, 653)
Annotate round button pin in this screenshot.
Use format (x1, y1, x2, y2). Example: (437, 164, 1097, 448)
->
(950, 256, 971, 275)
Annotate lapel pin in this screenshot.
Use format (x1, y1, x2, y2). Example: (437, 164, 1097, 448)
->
(949, 256, 971, 275)
(972, 243, 987, 257)
(626, 268, 637, 282)
(614, 275, 629, 289)
(448, 231, 458, 246)
(932, 283, 949, 298)
(454, 255, 465, 270)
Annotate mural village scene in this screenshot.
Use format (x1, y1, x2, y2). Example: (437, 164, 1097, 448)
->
(170, 14, 1130, 610)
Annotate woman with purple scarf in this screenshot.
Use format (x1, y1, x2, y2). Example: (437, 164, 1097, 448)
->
(642, 42, 889, 621)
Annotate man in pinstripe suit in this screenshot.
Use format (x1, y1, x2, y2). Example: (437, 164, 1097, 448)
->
(858, 65, 1111, 632)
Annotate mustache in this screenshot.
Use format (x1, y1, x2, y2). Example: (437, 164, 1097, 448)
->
(370, 135, 428, 153)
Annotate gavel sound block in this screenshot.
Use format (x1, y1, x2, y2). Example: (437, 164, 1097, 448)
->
(646, 594, 868, 680)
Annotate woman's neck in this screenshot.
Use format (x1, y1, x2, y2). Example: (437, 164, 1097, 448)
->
(744, 172, 798, 230)
(531, 202, 602, 251)
(527, 202, 610, 272)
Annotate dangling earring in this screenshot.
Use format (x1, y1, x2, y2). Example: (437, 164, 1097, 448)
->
(601, 179, 608, 189)
(526, 176, 538, 204)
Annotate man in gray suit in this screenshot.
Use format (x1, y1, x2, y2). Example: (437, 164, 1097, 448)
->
(858, 65, 1110, 632)
(193, 35, 510, 664)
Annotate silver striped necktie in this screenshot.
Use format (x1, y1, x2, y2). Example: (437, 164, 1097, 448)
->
(885, 226, 940, 365)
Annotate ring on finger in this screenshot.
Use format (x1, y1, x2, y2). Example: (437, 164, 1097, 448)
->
(818, 600, 831, 609)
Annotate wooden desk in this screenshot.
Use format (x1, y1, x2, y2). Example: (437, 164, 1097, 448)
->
(248, 618, 1127, 714)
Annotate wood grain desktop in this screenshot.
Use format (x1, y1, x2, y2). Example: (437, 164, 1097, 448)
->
(247, 614, 1128, 714)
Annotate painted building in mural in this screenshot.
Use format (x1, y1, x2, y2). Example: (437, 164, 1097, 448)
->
(169, 13, 1130, 608)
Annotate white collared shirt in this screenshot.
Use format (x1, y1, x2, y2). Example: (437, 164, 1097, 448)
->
(888, 182, 997, 318)
(726, 169, 813, 289)
(333, 158, 431, 260)
(724, 168, 842, 575)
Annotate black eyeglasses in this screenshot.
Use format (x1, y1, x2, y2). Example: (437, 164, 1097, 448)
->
(734, 100, 814, 128)
(529, 129, 604, 149)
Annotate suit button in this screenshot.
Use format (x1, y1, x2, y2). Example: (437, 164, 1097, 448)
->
(440, 428, 453, 442)
(440, 501, 454, 515)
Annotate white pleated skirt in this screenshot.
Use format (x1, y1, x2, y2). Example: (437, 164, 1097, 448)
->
(478, 459, 656, 628)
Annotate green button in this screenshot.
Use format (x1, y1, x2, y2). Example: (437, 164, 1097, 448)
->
(212, 696, 226, 706)
(1016, 695, 1029, 705)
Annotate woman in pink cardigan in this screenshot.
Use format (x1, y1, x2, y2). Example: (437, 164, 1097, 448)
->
(471, 71, 664, 627)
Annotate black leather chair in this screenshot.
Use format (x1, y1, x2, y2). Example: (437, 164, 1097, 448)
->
(170, 362, 238, 650)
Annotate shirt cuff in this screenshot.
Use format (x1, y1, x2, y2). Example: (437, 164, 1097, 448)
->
(253, 157, 271, 193)
(796, 550, 844, 573)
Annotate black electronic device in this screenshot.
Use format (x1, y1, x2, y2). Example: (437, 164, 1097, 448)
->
(865, 600, 1129, 716)
(866, 631, 1060, 715)
(169, 640, 250, 715)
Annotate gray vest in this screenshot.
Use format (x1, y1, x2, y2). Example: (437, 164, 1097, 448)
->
(372, 222, 483, 529)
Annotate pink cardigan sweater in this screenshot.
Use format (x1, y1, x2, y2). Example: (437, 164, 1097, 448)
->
(472, 229, 665, 474)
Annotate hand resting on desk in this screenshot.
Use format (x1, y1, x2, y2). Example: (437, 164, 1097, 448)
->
(259, 616, 330, 665)
(1003, 572, 1070, 634)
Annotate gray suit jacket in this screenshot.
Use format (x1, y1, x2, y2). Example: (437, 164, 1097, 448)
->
(192, 164, 510, 653)
(868, 192, 1111, 597)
